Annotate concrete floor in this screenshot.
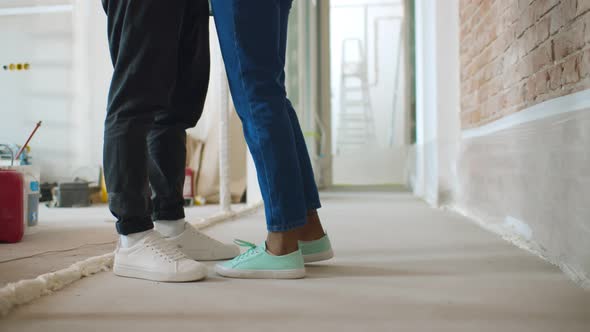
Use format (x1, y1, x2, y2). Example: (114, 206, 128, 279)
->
(1, 191, 589, 331)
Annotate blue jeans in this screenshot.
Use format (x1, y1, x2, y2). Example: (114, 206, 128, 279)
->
(211, 0, 322, 232)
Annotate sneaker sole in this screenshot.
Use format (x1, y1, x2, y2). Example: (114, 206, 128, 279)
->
(215, 265, 305, 279)
(113, 264, 207, 282)
(303, 248, 334, 263)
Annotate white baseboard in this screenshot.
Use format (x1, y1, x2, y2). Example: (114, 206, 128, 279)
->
(462, 89, 590, 139)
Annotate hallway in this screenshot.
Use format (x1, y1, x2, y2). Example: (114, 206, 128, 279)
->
(1, 191, 589, 332)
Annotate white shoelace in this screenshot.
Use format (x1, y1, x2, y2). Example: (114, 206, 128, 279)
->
(144, 236, 187, 262)
(232, 240, 260, 263)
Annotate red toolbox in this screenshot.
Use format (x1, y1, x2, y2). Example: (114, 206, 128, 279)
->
(0, 170, 25, 243)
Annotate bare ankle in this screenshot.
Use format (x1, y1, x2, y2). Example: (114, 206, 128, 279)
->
(266, 229, 300, 256)
(300, 210, 326, 242)
(266, 211, 326, 254)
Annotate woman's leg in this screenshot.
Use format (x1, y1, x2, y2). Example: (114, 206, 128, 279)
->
(212, 0, 312, 254)
(277, 0, 325, 242)
(213, 0, 332, 253)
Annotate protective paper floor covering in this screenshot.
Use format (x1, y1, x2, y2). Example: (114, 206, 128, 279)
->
(0, 203, 262, 316)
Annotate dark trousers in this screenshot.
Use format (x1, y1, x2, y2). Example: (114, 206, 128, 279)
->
(102, 0, 210, 235)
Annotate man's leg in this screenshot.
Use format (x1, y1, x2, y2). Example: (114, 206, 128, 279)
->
(147, 0, 210, 226)
(103, 0, 187, 234)
(147, 0, 240, 261)
(102, 0, 206, 282)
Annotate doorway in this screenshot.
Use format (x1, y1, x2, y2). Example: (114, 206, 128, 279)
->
(329, 0, 410, 186)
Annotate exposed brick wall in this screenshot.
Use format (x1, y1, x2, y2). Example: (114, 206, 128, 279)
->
(460, 0, 590, 128)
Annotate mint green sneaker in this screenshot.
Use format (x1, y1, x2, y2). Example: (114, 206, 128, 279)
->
(215, 240, 305, 279)
(299, 234, 334, 263)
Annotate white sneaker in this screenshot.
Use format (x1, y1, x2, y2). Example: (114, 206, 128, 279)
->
(113, 231, 207, 282)
(165, 223, 240, 261)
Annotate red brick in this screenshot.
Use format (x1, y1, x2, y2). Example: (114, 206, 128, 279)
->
(514, 59, 532, 83)
(577, 0, 590, 16)
(486, 94, 502, 116)
(505, 82, 526, 106)
(580, 49, 590, 78)
(482, 59, 503, 83)
(584, 11, 590, 44)
(480, 0, 493, 14)
(460, 78, 469, 91)
(536, 69, 550, 95)
(561, 54, 581, 85)
(525, 78, 535, 102)
(495, 0, 512, 14)
(502, 44, 519, 68)
(513, 60, 530, 84)
(503, 4, 521, 26)
(570, 79, 590, 92)
(579, 77, 590, 90)
(462, 92, 477, 110)
(521, 24, 537, 53)
(460, 23, 471, 41)
(517, 0, 533, 12)
(548, 64, 562, 90)
(461, 112, 473, 128)
(479, 75, 502, 102)
(512, 37, 525, 59)
(460, 0, 590, 128)
(533, 0, 560, 21)
(535, 16, 551, 45)
(516, 8, 535, 37)
(552, 20, 585, 61)
(465, 60, 478, 78)
(521, 17, 550, 54)
(531, 42, 554, 72)
(549, 3, 566, 34)
(561, 0, 579, 21)
(470, 110, 482, 123)
(461, 2, 478, 22)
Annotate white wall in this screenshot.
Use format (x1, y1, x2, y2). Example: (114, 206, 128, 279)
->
(0, 2, 110, 182)
(413, 0, 460, 205)
(0, 4, 76, 181)
(72, 0, 110, 172)
(434, 0, 461, 204)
